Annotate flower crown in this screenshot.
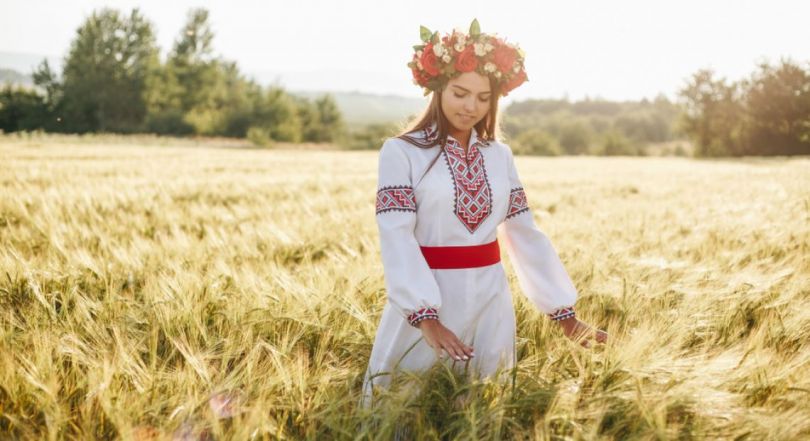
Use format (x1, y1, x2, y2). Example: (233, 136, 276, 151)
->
(408, 19, 528, 97)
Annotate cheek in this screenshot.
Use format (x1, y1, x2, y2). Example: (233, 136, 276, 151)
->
(477, 100, 491, 116)
(441, 96, 460, 114)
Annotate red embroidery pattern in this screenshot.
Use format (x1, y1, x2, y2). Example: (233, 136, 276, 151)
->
(506, 187, 529, 219)
(407, 306, 439, 327)
(548, 307, 576, 321)
(376, 186, 416, 214)
(443, 138, 492, 233)
(423, 125, 438, 142)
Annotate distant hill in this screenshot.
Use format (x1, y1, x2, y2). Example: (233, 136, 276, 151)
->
(291, 90, 428, 127)
(0, 51, 60, 74)
(0, 68, 33, 87)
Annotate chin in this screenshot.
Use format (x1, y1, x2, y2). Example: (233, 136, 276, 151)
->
(454, 119, 476, 129)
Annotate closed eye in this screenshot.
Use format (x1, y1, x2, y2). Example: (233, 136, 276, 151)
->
(454, 93, 491, 102)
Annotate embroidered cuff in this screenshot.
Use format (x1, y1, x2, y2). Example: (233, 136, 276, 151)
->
(407, 306, 439, 327)
(548, 306, 576, 321)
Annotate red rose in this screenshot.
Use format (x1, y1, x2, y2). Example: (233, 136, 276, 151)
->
(501, 70, 527, 95)
(493, 45, 518, 74)
(454, 45, 478, 73)
(411, 65, 430, 87)
(419, 43, 440, 77)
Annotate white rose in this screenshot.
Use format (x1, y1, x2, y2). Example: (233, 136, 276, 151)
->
(484, 43, 494, 53)
(474, 43, 486, 57)
(484, 62, 496, 73)
(494, 71, 502, 79)
(442, 54, 451, 63)
(433, 44, 445, 57)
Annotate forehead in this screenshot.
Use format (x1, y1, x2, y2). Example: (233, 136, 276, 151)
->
(447, 72, 491, 93)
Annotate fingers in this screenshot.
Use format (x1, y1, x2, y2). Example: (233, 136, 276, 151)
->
(421, 322, 474, 361)
(440, 338, 474, 361)
(441, 341, 466, 361)
(566, 321, 608, 348)
(579, 329, 608, 348)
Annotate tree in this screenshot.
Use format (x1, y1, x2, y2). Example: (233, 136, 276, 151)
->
(317, 95, 345, 141)
(743, 59, 810, 155)
(511, 129, 562, 156)
(557, 120, 591, 155)
(60, 8, 160, 133)
(677, 69, 745, 156)
(166, 9, 220, 117)
(251, 87, 302, 142)
(600, 129, 639, 156)
(0, 86, 48, 132)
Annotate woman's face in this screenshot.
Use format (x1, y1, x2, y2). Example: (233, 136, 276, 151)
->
(440, 71, 492, 133)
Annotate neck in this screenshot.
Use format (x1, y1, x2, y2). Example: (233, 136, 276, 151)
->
(448, 127, 471, 149)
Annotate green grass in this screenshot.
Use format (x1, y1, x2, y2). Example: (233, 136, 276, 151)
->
(1, 135, 808, 440)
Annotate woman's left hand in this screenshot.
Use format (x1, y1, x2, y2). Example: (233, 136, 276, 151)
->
(558, 318, 608, 348)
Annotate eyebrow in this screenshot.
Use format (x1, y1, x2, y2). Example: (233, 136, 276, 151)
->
(451, 85, 492, 95)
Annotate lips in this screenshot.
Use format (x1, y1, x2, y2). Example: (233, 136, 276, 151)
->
(458, 114, 476, 122)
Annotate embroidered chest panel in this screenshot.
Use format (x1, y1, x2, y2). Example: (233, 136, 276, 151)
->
(442, 138, 492, 233)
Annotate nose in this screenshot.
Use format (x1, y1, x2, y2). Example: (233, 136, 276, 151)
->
(463, 96, 476, 113)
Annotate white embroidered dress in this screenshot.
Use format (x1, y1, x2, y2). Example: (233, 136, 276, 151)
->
(361, 125, 578, 407)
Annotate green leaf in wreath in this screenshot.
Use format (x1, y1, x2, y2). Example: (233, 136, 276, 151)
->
(469, 19, 481, 37)
(420, 26, 432, 42)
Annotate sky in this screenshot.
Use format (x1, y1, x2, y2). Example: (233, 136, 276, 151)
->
(1, 0, 808, 103)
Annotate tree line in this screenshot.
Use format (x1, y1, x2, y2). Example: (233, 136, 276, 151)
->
(677, 59, 810, 156)
(0, 8, 345, 144)
(499, 58, 810, 157)
(501, 94, 682, 156)
(2, 8, 808, 157)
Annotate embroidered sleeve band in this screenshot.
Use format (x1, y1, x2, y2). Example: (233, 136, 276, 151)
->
(548, 306, 576, 321)
(407, 306, 439, 327)
(506, 187, 529, 219)
(376, 185, 416, 215)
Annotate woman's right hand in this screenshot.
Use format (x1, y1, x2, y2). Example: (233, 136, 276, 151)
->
(417, 319, 474, 361)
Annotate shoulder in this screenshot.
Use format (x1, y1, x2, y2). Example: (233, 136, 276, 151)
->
(377, 137, 414, 170)
(483, 138, 515, 158)
(380, 133, 439, 156)
(379, 137, 409, 157)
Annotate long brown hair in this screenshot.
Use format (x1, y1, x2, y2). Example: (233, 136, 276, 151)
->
(396, 77, 502, 185)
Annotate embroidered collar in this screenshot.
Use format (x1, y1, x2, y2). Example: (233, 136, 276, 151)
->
(421, 123, 489, 158)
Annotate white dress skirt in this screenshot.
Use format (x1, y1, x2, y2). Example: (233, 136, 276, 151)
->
(360, 124, 578, 408)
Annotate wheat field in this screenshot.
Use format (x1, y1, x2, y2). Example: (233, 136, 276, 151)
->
(1, 134, 808, 440)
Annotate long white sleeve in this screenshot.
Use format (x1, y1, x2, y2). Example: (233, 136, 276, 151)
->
(375, 139, 442, 327)
(496, 144, 578, 321)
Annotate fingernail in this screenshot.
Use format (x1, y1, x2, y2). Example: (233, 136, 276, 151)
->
(462, 356, 469, 360)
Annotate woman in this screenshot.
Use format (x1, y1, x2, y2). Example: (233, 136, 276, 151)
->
(361, 20, 607, 409)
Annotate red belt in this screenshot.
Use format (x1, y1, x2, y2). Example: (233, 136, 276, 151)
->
(419, 239, 501, 269)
